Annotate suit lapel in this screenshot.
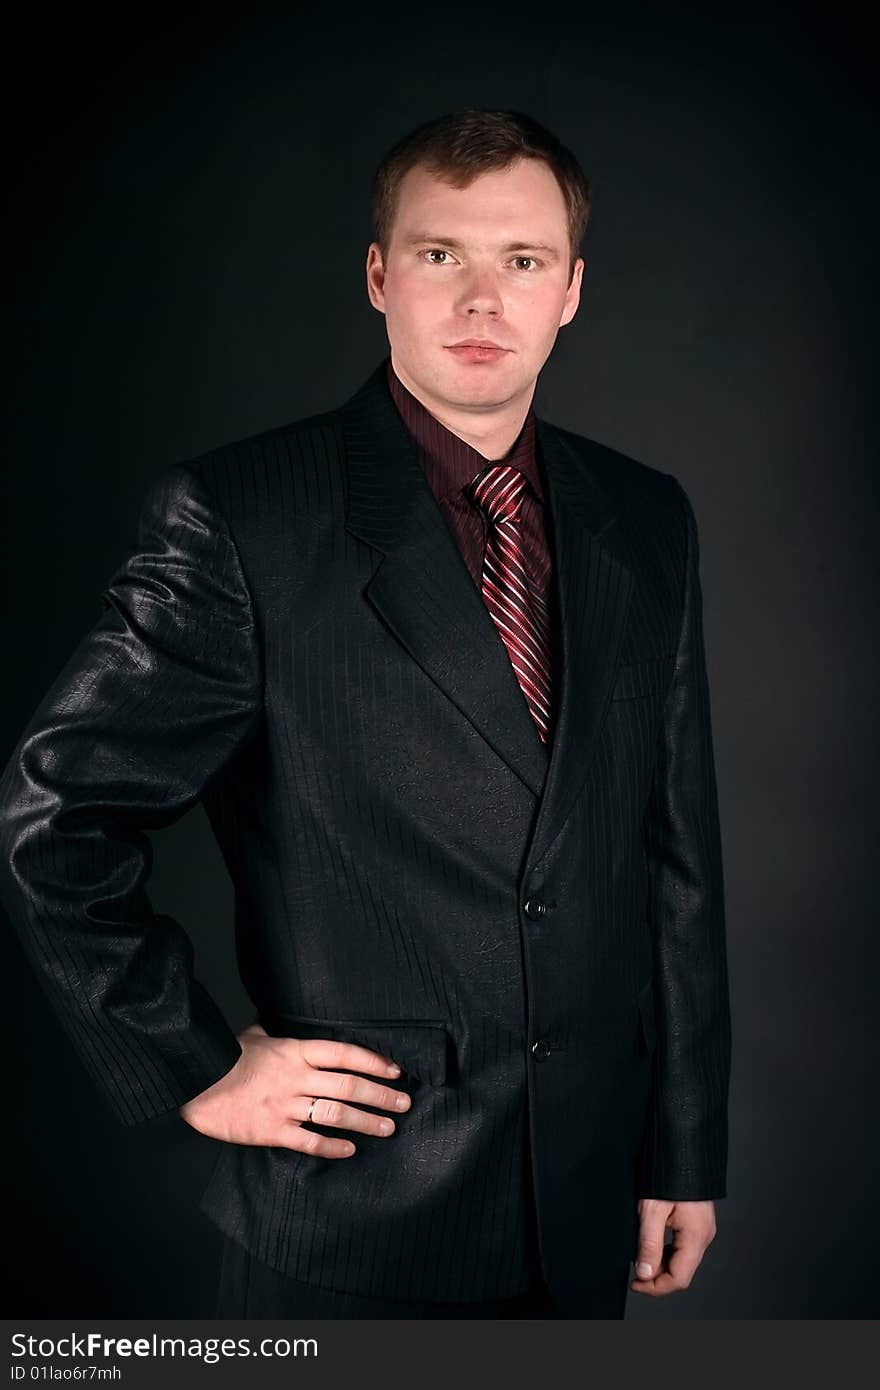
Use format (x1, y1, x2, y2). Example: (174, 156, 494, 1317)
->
(339, 362, 635, 854)
(526, 419, 635, 867)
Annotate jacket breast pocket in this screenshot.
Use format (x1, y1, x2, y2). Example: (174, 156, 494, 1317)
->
(259, 1011, 449, 1087)
(610, 655, 676, 703)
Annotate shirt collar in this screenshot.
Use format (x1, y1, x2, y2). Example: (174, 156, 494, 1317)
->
(385, 357, 544, 505)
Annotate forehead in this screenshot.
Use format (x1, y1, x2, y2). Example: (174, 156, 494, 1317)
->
(392, 158, 568, 243)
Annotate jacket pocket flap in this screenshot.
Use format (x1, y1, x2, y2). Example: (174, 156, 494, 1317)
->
(261, 1012, 448, 1086)
(637, 981, 657, 1055)
(611, 655, 676, 702)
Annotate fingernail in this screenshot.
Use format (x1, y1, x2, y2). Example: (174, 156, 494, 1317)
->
(378, 1118, 394, 1135)
(387, 1063, 401, 1075)
(636, 1261, 652, 1278)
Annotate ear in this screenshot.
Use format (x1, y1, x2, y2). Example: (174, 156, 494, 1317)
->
(366, 242, 387, 314)
(559, 256, 584, 328)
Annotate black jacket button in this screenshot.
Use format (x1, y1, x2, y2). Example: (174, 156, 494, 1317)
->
(524, 897, 546, 919)
(531, 1039, 551, 1060)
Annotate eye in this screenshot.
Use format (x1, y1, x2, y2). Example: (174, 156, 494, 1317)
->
(511, 256, 541, 271)
(422, 248, 455, 265)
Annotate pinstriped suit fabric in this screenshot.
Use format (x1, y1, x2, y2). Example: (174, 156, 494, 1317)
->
(0, 358, 730, 1303)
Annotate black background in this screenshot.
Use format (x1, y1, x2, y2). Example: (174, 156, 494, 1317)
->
(2, 5, 876, 1318)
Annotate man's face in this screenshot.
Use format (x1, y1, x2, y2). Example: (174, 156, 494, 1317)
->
(366, 157, 583, 415)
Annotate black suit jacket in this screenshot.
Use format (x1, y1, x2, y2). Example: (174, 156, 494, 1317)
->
(0, 358, 731, 1303)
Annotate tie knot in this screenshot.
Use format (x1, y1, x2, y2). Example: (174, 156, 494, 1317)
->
(470, 464, 527, 524)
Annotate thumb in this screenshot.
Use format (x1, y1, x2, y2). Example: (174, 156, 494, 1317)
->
(635, 1204, 670, 1279)
(635, 1250, 660, 1279)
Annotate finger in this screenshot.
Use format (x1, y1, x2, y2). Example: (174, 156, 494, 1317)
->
(634, 1202, 672, 1280)
(280, 1125, 358, 1159)
(630, 1226, 704, 1296)
(630, 1269, 680, 1296)
(629, 1242, 675, 1296)
(300, 1037, 402, 1079)
(295, 1094, 398, 1137)
(311, 1068, 412, 1115)
(664, 1224, 705, 1290)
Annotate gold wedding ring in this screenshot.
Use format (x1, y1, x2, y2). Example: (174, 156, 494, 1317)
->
(307, 1097, 317, 1122)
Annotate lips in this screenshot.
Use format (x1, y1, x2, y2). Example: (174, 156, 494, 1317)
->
(446, 342, 510, 362)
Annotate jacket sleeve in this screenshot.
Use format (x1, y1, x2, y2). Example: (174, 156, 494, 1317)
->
(638, 477, 732, 1200)
(0, 461, 261, 1126)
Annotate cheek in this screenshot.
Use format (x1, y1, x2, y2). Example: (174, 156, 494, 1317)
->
(388, 274, 446, 318)
(511, 285, 566, 320)
(484, 276, 545, 317)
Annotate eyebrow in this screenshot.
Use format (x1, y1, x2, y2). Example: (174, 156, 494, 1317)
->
(405, 234, 561, 262)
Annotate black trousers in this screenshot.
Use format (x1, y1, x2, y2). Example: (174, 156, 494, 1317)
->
(213, 1235, 631, 1319)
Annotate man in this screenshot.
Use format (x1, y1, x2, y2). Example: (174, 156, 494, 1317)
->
(0, 108, 731, 1319)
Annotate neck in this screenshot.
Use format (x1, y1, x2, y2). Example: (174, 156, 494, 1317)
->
(390, 353, 534, 461)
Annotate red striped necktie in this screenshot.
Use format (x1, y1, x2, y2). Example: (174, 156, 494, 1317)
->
(469, 464, 553, 744)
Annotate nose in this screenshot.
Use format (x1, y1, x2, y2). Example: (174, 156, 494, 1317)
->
(454, 266, 503, 317)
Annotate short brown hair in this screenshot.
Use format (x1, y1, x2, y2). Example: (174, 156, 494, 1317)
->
(371, 107, 591, 283)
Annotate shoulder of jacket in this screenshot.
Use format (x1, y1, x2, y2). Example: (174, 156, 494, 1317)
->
(153, 407, 345, 525)
(185, 405, 342, 474)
